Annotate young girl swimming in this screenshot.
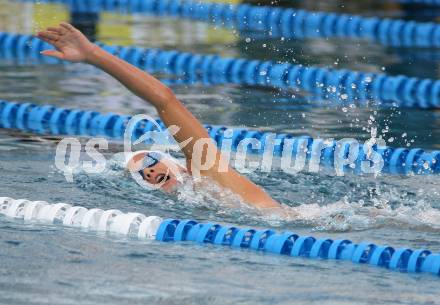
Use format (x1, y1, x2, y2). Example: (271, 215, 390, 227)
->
(37, 23, 280, 209)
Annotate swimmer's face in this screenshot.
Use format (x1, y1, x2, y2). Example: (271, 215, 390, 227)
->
(127, 152, 185, 193)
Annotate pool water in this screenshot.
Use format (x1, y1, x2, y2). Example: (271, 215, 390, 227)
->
(0, 1, 440, 304)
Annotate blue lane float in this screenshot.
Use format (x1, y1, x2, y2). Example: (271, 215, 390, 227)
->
(1, 99, 439, 175)
(21, 0, 440, 48)
(155, 218, 440, 277)
(396, 0, 440, 5)
(1, 197, 439, 278)
(1, 32, 440, 108)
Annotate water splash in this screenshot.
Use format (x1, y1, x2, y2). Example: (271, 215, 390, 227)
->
(52, 151, 440, 233)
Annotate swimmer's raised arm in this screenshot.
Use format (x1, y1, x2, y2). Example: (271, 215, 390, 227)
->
(37, 23, 279, 208)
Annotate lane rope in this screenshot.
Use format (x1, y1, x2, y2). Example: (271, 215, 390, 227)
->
(394, 0, 440, 5)
(20, 0, 440, 48)
(1, 99, 439, 175)
(1, 196, 439, 278)
(1, 32, 440, 108)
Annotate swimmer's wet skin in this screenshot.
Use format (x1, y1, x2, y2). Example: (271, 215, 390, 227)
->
(37, 23, 279, 209)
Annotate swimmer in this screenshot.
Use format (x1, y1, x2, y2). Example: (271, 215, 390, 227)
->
(37, 23, 280, 209)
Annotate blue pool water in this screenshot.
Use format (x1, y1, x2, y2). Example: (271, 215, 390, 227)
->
(0, 1, 440, 304)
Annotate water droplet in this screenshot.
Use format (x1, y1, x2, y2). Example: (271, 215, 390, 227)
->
(423, 162, 430, 170)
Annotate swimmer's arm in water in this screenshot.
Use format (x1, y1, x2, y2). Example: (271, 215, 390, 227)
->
(37, 23, 279, 208)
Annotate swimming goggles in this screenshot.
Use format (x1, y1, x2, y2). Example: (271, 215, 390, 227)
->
(138, 151, 163, 180)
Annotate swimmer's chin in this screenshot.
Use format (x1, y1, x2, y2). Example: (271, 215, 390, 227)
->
(159, 180, 180, 194)
(157, 174, 190, 194)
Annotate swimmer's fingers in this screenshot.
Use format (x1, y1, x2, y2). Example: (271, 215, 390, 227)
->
(36, 32, 68, 52)
(40, 49, 64, 60)
(46, 26, 63, 34)
(36, 34, 55, 47)
(37, 31, 60, 43)
(59, 22, 76, 32)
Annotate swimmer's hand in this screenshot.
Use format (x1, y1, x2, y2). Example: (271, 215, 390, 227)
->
(37, 23, 97, 63)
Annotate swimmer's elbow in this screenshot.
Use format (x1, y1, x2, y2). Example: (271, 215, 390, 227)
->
(143, 84, 178, 110)
(159, 86, 179, 107)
